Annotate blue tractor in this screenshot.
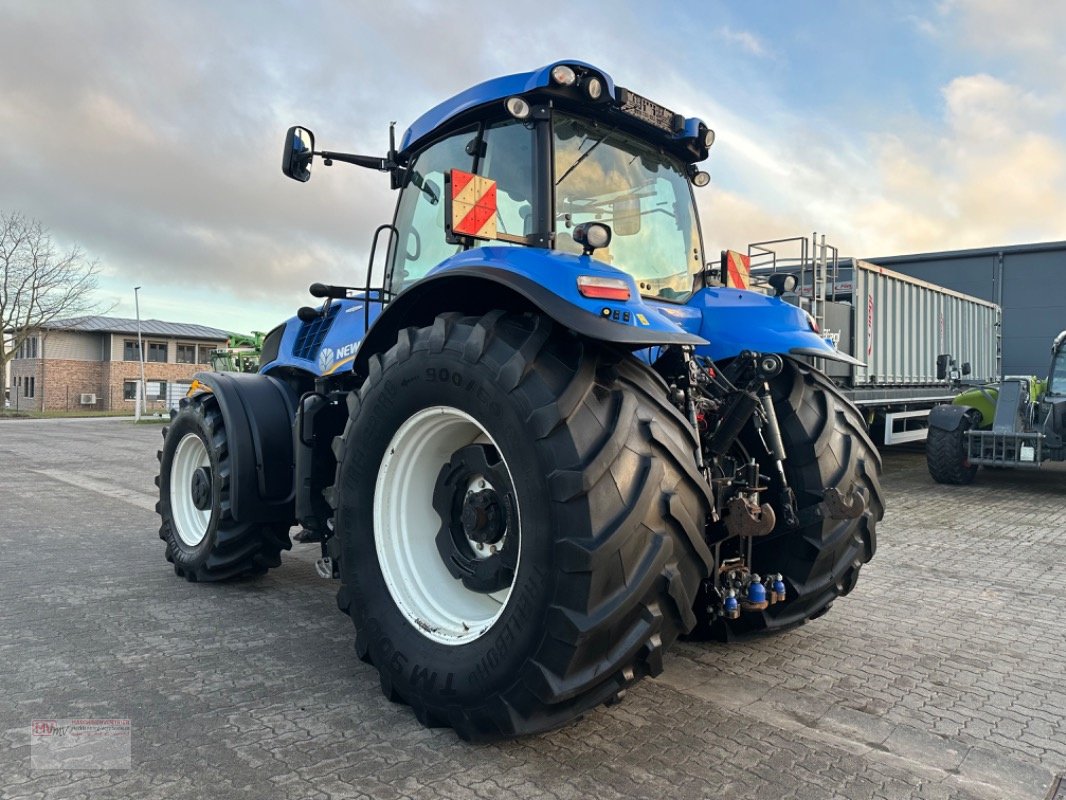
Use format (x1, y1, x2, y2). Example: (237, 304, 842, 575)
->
(155, 62, 884, 740)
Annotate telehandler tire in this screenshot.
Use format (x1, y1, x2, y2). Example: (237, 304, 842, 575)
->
(156, 394, 292, 581)
(927, 417, 979, 485)
(693, 359, 884, 640)
(330, 311, 713, 740)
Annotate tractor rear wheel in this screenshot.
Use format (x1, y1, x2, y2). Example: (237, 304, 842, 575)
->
(156, 394, 292, 581)
(330, 312, 713, 740)
(927, 416, 979, 485)
(693, 359, 884, 640)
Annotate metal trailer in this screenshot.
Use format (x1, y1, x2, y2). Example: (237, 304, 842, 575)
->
(741, 235, 1002, 445)
(848, 240, 1066, 378)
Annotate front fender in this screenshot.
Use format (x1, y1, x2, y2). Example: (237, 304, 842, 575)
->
(928, 403, 974, 433)
(188, 372, 297, 524)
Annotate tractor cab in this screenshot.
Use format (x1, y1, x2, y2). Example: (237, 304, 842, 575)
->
(1041, 330, 1066, 440)
(284, 62, 714, 309)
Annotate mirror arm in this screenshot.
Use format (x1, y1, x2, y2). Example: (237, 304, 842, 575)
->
(316, 150, 394, 171)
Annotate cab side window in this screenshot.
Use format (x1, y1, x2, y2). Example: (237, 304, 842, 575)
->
(479, 121, 535, 238)
(389, 129, 474, 292)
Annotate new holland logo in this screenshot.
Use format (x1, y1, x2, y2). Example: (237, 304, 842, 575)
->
(318, 347, 335, 372)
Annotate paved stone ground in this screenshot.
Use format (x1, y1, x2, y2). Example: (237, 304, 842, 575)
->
(0, 417, 1063, 799)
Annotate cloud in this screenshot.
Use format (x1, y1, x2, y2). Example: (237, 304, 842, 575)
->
(715, 26, 770, 58)
(847, 73, 1066, 254)
(951, 0, 1066, 64)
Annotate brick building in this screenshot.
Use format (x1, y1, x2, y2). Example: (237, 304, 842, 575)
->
(6, 316, 228, 412)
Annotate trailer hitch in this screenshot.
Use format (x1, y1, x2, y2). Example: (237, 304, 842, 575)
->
(724, 494, 776, 537)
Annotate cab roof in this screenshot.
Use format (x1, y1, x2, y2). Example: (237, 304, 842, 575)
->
(398, 60, 710, 163)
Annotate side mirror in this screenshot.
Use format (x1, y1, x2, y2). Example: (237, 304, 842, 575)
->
(936, 354, 951, 381)
(283, 126, 315, 182)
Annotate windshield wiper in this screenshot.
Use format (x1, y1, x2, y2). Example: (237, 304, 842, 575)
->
(555, 128, 616, 186)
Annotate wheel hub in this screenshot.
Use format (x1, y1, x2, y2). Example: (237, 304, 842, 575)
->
(190, 466, 213, 511)
(432, 443, 518, 593)
(461, 488, 505, 545)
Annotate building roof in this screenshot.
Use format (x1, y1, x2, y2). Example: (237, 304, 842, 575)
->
(859, 239, 1066, 266)
(37, 315, 229, 341)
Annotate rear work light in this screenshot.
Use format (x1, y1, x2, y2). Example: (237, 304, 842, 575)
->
(577, 276, 631, 301)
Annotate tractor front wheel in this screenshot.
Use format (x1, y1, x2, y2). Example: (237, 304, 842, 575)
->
(156, 394, 292, 581)
(927, 415, 979, 485)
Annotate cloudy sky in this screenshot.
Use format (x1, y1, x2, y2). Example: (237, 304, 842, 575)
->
(1, 1, 1064, 333)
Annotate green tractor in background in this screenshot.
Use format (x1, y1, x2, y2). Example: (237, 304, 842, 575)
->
(209, 331, 266, 373)
(927, 330, 1066, 483)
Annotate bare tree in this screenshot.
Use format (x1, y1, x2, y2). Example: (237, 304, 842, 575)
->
(0, 211, 110, 379)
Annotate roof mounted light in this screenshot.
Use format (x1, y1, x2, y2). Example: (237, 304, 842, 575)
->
(585, 76, 604, 100)
(505, 96, 531, 120)
(550, 64, 577, 86)
(691, 171, 711, 187)
(704, 129, 716, 148)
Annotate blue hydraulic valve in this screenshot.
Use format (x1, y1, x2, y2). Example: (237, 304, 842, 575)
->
(724, 589, 740, 619)
(772, 574, 786, 603)
(747, 576, 767, 605)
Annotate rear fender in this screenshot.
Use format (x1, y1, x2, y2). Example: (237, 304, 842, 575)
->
(686, 286, 863, 366)
(353, 247, 705, 374)
(189, 372, 298, 523)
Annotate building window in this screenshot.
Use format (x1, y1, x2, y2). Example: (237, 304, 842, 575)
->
(24, 376, 35, 398)
(15, 337, 37, 359)
(147, 342, 167, 363)
(124, 380, 168, 401)
(176, 344, 196, 364)
(197, 345, 214, 364)
(123, 340, 141, 361)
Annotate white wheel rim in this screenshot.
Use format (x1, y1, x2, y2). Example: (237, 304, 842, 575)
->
(374, 406, 520, 646)
(170, 432, 211, 547)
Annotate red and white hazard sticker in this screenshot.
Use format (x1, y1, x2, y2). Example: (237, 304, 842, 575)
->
(449, 169, 497, 240)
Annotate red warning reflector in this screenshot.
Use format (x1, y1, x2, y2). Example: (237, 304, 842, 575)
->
(722, 249, 751, 289)
(577, 275, 631, 301)
(447, 169, 497, 240)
